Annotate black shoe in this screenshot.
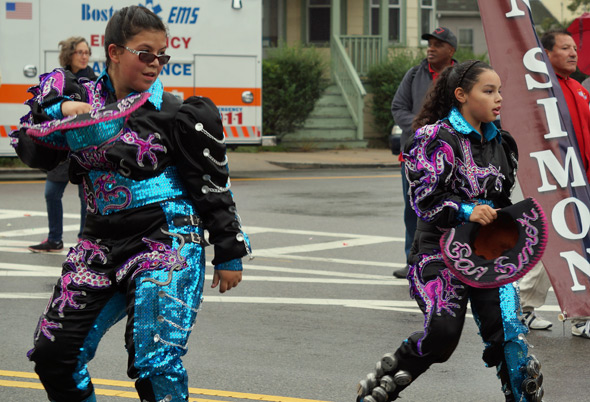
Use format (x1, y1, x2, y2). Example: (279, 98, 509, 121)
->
(392, 266, 409, 279)
(28, 239, 64, 253)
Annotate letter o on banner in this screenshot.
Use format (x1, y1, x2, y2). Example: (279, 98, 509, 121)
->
(552, 197, 590, 239)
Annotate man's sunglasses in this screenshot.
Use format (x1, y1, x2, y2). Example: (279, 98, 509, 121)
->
(118, 45, 171, 65)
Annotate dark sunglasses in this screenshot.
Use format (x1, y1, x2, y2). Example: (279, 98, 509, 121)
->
(118, 45, 171, 65)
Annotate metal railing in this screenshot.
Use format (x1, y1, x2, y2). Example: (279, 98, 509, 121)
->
(339, 35, 383, 78)
(331, 35, 367, 140)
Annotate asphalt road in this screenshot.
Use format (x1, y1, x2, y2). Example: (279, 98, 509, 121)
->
(0, 167, 587, 402)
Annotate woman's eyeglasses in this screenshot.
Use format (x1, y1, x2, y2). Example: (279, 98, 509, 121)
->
(75, 50, 91, 57)
(118, 45, 171, 65)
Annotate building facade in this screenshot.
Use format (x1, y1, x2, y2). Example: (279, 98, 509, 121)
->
(263, 0, 437, 50)
(260, 0, 560, 147)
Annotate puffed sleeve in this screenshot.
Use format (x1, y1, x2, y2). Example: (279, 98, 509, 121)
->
(10, 68, 89, 171)
(403, 124, 463, 228)
(28, 68, 90, 124)
(173, 96, 251, 267)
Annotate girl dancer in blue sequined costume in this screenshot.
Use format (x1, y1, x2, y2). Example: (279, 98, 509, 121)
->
(356, 61, 543, 402)
(10, 6, 251, 402)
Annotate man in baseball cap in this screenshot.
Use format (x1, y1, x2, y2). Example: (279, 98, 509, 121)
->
(390, 26, 457, 279)
(421, 26, 458, 50)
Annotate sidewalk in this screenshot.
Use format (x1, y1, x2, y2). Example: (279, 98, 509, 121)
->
(0, 148, 401, 180)
(227, 148, 400, 172)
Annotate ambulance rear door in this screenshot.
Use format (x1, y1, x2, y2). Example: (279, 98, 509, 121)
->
(194, 54, 261, 145)
(181, 0, 262, 146)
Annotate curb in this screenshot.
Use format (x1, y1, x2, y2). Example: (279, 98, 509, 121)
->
(267, 161, 399, 169)
(0, 168, 46, 181)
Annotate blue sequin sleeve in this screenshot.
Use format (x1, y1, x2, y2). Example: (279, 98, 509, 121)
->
(457, 203, 475, 222)
(44, 101, 64, 120)
(215, 258, 243, 271)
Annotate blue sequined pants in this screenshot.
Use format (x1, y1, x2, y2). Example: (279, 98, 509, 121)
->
(28, 200, 205, 402)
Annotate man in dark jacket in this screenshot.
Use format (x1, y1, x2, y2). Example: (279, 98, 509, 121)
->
(390, 27, 457, 278)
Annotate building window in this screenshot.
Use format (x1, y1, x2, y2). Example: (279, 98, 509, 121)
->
(459, 28, 474, 51)
(263, 0, 279, 47)
(308, 0, 330, 44)
(370, 0, 401, 42)
(420, 0, 434, 37)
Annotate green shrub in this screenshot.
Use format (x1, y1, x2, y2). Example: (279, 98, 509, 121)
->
(367, 47, 489, 141)
(366, 49, 424, 139)
(262, 44, 328, 139)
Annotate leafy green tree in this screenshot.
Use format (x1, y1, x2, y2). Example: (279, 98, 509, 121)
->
(568, 0, 590, 12)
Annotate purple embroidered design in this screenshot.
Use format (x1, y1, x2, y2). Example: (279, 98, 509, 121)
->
(116, 230, 187, 284)
(406, 124, 456, 221)
(23, 115, 77, 137)
(82, 178, 98, 214)
(40, 70, 65, 98)
(72, 145, 118, 171)
(90, 80, 107, 110)
(120, 128, 166, 168)
(406, 121, 507, 222)
(441, 206, 544, 287)
(89, 108, 116, 120)
(32, 298, 61, 342)
(442, 236, 489, 281)
(410, 255, 462, 355)
(454, 136, 505, 198)
(94, 173, 132, 212)
(51, 240, 111, 317)
(38, 317, 62, 341)
(495, 208, 541, 281)
(80, 79, 95, 104)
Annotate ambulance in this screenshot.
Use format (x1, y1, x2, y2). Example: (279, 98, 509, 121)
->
(0, 0, 263, 156)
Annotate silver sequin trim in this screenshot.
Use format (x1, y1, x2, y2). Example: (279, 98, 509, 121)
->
(195, 122, 225, 144)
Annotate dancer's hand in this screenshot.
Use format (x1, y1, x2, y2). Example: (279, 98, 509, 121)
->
(61, 101, 92, 116)
(212, 270, 242, 293)
(469, 205, 497, 226)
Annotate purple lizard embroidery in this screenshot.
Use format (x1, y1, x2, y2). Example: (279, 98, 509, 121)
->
(37, 317, 62, 342)
(116, 229, 187, 284)
(120, 128, 167, 169)
(410, 257, 463, 355)
(51, 240, 111, 318)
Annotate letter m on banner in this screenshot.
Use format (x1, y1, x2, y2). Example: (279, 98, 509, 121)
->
(478, 0, 590, 319)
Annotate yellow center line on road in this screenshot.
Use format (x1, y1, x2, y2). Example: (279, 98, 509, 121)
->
(0, 180, 45, 184)
(0, 370, 332, 402)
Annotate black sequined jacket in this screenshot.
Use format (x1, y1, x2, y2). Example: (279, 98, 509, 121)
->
(10, 68, 250, 268)
(403, 116, 518, 261)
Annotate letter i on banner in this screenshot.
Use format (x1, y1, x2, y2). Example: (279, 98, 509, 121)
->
(477, 0, 590, 319)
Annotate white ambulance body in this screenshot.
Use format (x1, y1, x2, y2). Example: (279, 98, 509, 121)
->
(0, 0, 262, 156)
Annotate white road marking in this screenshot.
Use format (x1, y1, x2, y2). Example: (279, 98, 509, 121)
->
(0, 293, 563, 318)
(0, 209, 559, 315)
(0, 262, 401, 285)
(0, 224, 80, 238)
(255, 254, 404, 268)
